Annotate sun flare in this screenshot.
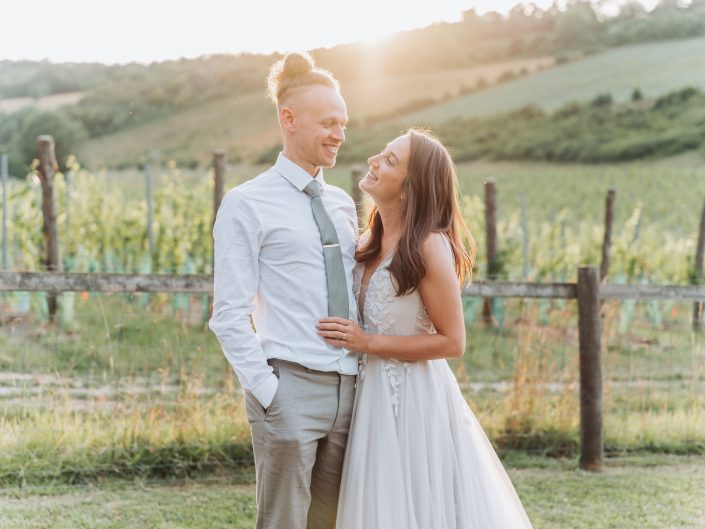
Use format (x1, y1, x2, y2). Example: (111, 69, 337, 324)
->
(1, 0, 660, 63)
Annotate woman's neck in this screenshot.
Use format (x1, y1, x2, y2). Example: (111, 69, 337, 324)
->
(377, 204, 403, 247)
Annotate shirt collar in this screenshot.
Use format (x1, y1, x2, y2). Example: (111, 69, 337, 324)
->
(274, 153, 326, 192)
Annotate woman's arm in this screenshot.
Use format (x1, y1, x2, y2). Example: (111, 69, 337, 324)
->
(317, 232, 466, 361)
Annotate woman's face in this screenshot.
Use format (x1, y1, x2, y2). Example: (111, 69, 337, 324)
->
(359, 134, 410, 205)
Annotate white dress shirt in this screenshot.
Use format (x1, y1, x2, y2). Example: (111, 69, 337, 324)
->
(209, 153, 359, 409)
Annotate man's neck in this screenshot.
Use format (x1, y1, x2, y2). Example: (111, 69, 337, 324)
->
(281, 148, 320, 177)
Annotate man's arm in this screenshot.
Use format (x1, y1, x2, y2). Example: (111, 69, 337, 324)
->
(208, 190, 279, 408)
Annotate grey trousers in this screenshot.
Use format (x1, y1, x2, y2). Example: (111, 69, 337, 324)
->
(244, 359, 356, 529)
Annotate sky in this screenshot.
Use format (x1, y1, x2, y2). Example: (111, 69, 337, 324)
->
(1, 0, 660, 64)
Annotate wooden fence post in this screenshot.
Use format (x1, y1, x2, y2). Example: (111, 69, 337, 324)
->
(600, 188, 616, 282)
(37, 135, 60, 322)
(351, 166, 364, 230)
(577, 266, 603, 471)
(213, 150, 225, 231)
(693, 198, 705, 332)
(483, 180, 498, 326)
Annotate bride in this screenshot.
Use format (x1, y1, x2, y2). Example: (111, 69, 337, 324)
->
(317, 129, 533, 528)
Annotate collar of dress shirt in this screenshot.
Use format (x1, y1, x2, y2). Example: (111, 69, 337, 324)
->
(274, 153, 327, 193)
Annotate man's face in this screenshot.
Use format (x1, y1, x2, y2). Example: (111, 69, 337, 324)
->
(282, 85, 348, 175)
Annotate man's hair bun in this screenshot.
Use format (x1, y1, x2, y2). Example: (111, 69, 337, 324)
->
(282, 52, 314, 78)
(266, 52, 339, 105)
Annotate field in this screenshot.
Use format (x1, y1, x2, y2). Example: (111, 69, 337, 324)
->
(342, 155, 705, 282)
(0, 286, 704, 529)
(0, 91, 84, 113)
(2, 456, 704, 529)
(405, 36, 705, 124)
(2, 153, 704, 525)
(3, 154, 704, 283)
(1, 280, 704, 483)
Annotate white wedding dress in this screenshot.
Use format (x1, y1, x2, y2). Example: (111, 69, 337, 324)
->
(336, 254, 533, 529)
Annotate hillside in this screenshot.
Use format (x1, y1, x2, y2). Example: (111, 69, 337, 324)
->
(77, 57, 553, 167)
(0, 91, 84, 113)
(79, 36, 705, 167)
(403, 36, 705, 124)
(2, 1, 705, 170)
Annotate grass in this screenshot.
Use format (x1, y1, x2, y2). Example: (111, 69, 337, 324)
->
(404, 36, 705, 124)
(514, 455, 705, 529)
(0, 91, 84, 113)
(1, 455, 704, 529)
(0, 291, 703, 485)
(0, 480, 259, 529)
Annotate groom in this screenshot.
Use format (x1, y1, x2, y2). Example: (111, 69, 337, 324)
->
(209, 52, 358, 529)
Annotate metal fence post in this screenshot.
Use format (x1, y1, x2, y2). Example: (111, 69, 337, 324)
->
(1, 154, 8, 271)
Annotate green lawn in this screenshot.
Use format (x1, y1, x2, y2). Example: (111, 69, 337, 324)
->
(1, 456, 703, 529)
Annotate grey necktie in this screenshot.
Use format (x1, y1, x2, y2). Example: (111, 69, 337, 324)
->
(304, 180, 350, 319)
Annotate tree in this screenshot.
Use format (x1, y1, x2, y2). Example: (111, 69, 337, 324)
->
(554, 0, 603, 48)
(14, 110, 88, 171)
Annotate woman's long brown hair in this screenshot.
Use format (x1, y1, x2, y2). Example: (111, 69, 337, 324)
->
(356, 129, 476, 295)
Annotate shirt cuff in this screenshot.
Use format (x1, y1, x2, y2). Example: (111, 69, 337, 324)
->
(250, 373, 279, 410)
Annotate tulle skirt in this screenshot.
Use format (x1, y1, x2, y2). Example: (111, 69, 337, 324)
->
(336, 355, 533, 529)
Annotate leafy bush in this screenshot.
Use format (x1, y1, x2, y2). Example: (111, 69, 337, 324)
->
(14, 110, 88, 171)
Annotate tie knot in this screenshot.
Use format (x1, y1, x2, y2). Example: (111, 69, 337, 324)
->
(304, 180, 322, 198)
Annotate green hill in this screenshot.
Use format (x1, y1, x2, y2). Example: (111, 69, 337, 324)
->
(403, 36, 705, 125)
(77, 57, 553, 168)
(3, 1, 705, 170)
(4, 41, 704, 171)
(82, 37, 705, 168)
(337, 86, 705, 165)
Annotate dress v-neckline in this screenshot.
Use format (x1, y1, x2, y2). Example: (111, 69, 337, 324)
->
(358, 252, 395, 322)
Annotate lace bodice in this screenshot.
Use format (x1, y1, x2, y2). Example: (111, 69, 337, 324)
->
(352, 256, 435, 417)
(353, 255, 435, 336)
